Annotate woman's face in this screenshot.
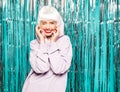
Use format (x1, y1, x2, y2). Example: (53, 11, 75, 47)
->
(39, 20, 57, 37)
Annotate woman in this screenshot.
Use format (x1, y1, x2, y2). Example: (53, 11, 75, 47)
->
(22, 5, 72, 92)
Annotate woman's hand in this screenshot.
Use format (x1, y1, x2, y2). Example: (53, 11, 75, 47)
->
(51, 26, 60, 42)
(35, 25, 45, 44)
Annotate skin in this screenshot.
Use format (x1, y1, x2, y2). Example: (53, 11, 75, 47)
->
(36, 20, 60, 43)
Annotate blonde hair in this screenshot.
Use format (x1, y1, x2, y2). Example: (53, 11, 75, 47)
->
(38, 6, 59, 24)
(37, 6, 64, 36)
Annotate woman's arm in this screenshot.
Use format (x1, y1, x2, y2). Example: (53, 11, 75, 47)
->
(29, 40, 50, 74)
(48, 36, 72, 74)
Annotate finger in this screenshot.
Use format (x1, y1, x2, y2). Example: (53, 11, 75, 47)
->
(36, 26, 43, 34)
(35, 25, 40, 33)
(41, 32, 46, 38)
(56, 27, 60, 36)
(51, 32, 54, 37)
(36, 25, 39, 30)
(54, 31, 57, 35)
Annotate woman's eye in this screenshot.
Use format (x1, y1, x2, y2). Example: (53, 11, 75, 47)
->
(50, 22, 54, 24)
(40, 21, 46, 25)
(42, 22, 46, 25)
(50, 22, 57, 25)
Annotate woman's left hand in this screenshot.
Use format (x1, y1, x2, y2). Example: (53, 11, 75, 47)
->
(51, 26, 60, 42)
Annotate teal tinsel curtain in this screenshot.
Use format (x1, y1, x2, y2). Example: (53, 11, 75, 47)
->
(0, 0, 120, 92)
(0, 0, 2, 91)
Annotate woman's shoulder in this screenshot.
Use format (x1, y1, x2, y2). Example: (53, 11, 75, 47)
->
(58, 35, 71, 45)
(30, 39, 39, 49)
(58, 35, 70, 41)
(30, 39, 39, 44)
(30, 39, 38, 44)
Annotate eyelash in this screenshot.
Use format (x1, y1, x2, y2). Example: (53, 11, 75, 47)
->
(50, 22, 55, 24)
(42, 23, 46, 25)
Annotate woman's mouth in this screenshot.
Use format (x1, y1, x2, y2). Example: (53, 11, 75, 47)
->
(44, 29, 52, 33)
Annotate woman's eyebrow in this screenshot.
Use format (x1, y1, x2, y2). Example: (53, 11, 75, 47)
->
(40, 21, 47, 24)
(50, 21, 57, 23)
(40, 21, 46, 22)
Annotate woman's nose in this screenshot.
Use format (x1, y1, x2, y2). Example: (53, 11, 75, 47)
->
(46, 23, 50, 29)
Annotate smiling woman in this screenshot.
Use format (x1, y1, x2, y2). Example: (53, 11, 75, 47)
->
(38, 20, 57, 38)
(22, 5, 72, 92)
(1, 0, 120, 92)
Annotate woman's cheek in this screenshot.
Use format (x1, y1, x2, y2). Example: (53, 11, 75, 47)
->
(52, 29, 57, 33)
(53, 26, 57, 31)
(52, 25, 57, 29)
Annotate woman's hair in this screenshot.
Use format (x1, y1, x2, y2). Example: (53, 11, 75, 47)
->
(38, 6, 60, 24)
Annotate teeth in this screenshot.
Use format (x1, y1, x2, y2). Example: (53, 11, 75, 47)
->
(44, 30, 52, 33)
(45, 31, 51, 33)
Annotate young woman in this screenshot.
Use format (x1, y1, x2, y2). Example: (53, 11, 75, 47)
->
(22, 5, 72, 92)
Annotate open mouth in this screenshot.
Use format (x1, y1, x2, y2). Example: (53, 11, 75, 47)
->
(44, 29, 52, 33)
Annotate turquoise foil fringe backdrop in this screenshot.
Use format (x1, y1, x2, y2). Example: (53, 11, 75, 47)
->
(0, 0, 120, 92)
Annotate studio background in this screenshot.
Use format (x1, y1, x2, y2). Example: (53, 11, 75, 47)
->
(0, 0, 120, 92)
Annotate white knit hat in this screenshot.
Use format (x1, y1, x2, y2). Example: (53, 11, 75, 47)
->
(37, 6, 64, 36)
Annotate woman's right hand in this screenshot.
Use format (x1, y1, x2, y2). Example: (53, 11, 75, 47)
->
(35, 25, 45, 44)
